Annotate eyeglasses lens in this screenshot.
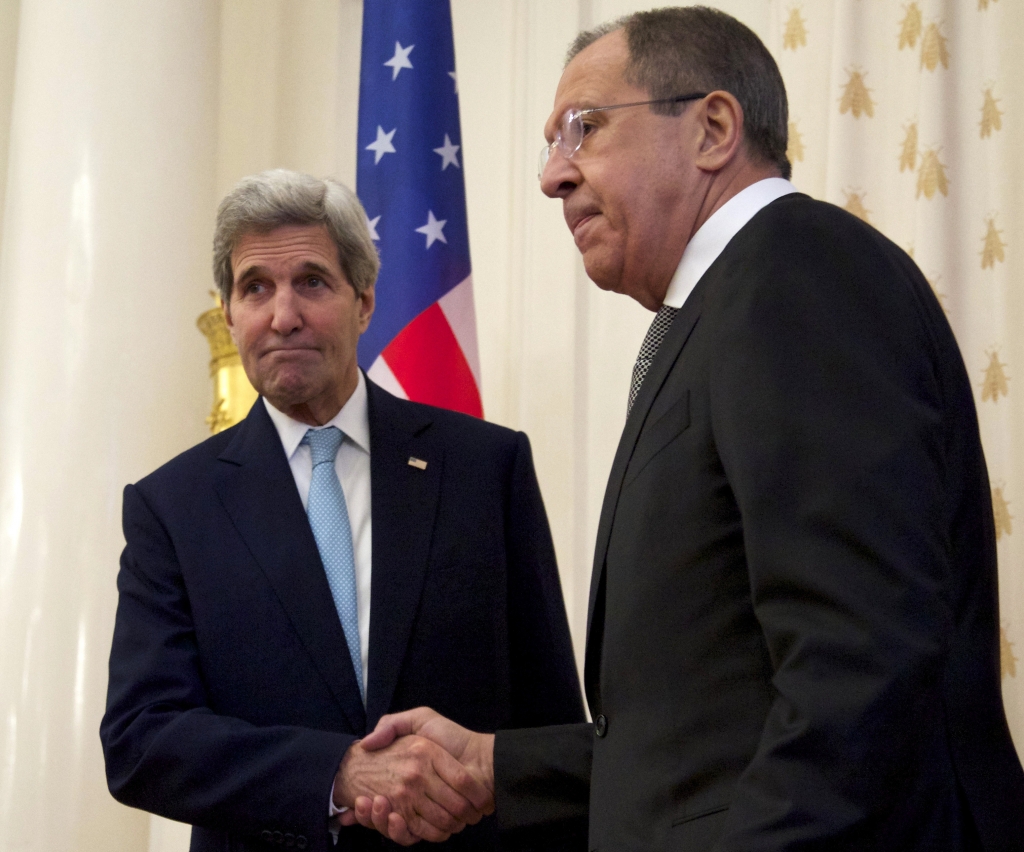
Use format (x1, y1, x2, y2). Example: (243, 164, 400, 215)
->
(537, 147, 550, 180)
(537, 109, 586, 180)
(561, 110, 583, 154)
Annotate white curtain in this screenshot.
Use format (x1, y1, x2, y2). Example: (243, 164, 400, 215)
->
(767, 0, 1023, 752)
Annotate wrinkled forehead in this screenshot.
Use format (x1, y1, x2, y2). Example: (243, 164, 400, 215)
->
(231, 223, 338, 277)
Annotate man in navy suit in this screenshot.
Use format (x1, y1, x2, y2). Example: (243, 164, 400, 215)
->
(100, 170, 585, 852)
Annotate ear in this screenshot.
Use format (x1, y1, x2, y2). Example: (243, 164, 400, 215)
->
(693, 90, 745, 172)
(222, 296, 239, 344)
(357, 284, 375, 333)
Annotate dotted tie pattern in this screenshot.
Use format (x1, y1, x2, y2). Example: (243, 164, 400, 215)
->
(302, 426, 364, 703)
(627, 305, 680, 417)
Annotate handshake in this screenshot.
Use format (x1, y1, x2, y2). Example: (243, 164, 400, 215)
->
(332, 708, 496, 845)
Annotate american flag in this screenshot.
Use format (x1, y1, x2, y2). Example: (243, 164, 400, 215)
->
(356, 0, 483, 418)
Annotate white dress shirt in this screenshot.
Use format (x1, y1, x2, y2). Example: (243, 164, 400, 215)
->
(662, 177, 799, 309)
(263, 371, 372, 692)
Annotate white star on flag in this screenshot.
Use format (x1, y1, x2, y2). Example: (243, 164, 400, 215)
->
(367, 215, 381, 240)
(366, 126, 396, 164)
(433, 135, 461, 170)
(384, 42, 414, 80)
(448, 70, 458, 93)
(415, 210, 448, 248)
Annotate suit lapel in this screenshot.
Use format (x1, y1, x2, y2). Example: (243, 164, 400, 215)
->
(364, 382, 442, 728)
(585, 194, 803, 635)
(213, 400, 367, 733)
(584, 290, 703, 700)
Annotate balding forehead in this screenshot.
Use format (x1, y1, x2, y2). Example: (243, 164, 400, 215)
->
(550, 30, 635, 117)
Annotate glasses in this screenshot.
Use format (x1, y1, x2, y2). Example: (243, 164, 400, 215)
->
(537, 92, 708, 180)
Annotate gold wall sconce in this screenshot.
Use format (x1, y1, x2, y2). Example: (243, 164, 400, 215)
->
(196, 294, 258, 433)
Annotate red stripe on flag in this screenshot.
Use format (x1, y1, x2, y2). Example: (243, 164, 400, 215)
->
(381, 302, 483, 417)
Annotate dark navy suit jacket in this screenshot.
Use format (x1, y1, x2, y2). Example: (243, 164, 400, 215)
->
(101, 379, 584, 852)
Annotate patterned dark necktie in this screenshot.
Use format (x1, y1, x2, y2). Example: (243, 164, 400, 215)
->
(627, 305, 680, 417)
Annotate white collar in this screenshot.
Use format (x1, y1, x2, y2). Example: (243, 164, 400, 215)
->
(662, 177, 799, 309)
(263, 370, 371, 459)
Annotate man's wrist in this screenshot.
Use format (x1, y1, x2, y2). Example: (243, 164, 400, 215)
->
(328, 792, 347, 817)
(332, 740, 362, 812)
(471, 733, 496, 793)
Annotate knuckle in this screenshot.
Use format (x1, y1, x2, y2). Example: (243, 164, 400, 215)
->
(409, 820, 436, 842)
(453, 766, 472, 790)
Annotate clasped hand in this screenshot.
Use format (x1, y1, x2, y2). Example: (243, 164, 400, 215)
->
(333, 708, 495, 845)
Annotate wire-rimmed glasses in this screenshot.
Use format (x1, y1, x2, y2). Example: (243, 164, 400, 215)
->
(538, 92, 708, 180)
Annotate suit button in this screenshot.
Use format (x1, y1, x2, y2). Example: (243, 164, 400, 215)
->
(273, 831, 283, 845)
(284, 833, 295, 847)
(296, 837, 308, 850)
(261, 830, 273, 843)
(595, 714, 608, 737)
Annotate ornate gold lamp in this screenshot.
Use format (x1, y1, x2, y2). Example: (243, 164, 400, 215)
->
(196, 294, 258, 433)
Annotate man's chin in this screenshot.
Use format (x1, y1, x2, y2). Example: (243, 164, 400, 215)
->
(259, 379, 318, 413)
(581, 256, 624, 294)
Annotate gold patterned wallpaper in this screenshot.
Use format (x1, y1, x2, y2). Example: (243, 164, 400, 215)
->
(768, 0, 1023, 750)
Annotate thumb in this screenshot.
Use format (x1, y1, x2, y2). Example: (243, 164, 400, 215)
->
(360, 706, 438, 751)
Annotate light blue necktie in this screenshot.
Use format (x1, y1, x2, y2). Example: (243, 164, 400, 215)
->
(302, 427, 364, 703)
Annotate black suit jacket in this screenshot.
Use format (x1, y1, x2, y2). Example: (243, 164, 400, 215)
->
(495, 195, 1024, 851)
(101, 379, 585, 852)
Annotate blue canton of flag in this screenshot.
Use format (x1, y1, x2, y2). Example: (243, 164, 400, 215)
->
(357, 0, 482, 416)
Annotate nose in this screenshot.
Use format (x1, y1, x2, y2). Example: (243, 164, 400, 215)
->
(539, 145, 580, 199)
(269, 286, 303, 335)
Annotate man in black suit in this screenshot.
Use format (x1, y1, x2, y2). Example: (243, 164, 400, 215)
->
(99, 170, 585, 852)
(346, 8, 1024, 850)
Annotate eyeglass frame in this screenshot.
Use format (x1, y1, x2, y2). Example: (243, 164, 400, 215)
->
(538, 92, 709, 181)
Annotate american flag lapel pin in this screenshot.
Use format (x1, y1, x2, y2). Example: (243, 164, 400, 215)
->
(407, 457, 428, 470)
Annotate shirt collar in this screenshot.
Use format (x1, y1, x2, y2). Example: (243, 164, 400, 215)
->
(662, 177, 799, 309)
(263, 370, 371, 459)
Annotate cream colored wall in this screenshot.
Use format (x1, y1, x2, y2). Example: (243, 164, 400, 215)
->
(0, 2, 218, 850)
(0, 1, 20, 241)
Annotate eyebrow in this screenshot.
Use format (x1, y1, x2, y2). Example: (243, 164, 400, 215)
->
(234, 260, 335, 286)
(295, 261, 334, 279)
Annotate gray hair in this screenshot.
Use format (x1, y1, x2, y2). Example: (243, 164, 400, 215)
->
(213, 169, 380, 302)
(568, 6, 791, 180)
